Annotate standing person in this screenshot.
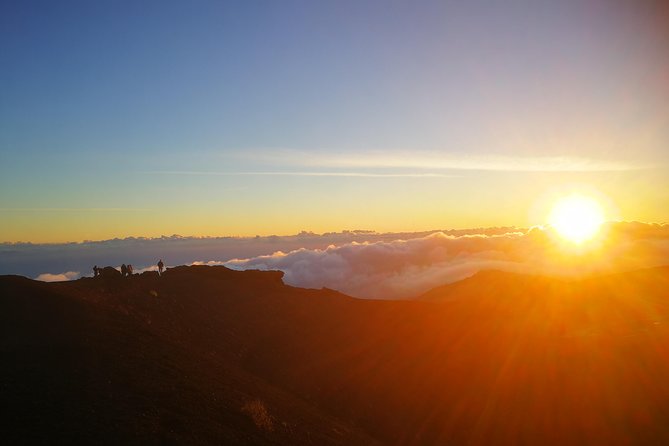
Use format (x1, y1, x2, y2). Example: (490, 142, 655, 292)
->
(93, 265, 99, 277)
(121, 264, 128, 277)
(157, 259, 164, 276)
(127, 264, 133, 276)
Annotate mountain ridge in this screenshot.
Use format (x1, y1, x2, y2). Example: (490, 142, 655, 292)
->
(3, 265, 669, 444)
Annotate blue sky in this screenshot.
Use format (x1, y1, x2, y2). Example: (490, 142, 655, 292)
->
(1, 0, 668, 242)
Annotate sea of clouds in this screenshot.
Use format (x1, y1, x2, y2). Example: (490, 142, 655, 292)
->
(11, 222, 668, 299)
(223, 222, 669, 298)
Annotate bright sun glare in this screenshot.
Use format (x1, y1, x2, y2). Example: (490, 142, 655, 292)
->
(549, 195, 605, 244)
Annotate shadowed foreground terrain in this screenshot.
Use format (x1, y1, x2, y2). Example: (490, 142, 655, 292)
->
(2, 265, 669, 445)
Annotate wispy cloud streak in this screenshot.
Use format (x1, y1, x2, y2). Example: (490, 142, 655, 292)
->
(0, 208, 153, 212)
(233, 150, 647, 172)
(143, 171, 459, 178)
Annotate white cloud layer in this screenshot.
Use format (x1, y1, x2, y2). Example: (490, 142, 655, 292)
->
(22, 223, 669, 299)
(1, 228, 514, 279)
(225, 222, 669, 299)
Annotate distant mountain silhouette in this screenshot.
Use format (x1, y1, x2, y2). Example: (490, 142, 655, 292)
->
(2, 265, 669, 445)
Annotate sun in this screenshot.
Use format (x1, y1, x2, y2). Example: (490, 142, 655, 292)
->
(549, 195, 605, 244)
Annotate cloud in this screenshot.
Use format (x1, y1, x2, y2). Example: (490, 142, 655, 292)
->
(0, 208, 152, 212)
(224, 232, 528, 298)
(13, 223, 669, 299)
(233, 150, 646, 172)
(1, 228, 517, 278)
(143, 171, 459, 178)
(225, 222, 669, 299)
(35, 271, 80, 282)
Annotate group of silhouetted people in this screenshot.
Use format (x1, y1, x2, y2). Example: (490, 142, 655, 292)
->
(92, 264, 133, 277)
(120, 264, 133, 277)
(92, 259, 165, 278)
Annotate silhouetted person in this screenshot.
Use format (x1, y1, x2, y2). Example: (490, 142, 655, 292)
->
(127, 264, 133, 276)
(93, 265, 99, 277)
(121, 264, 128, 277)
(157, 259, 164, 276)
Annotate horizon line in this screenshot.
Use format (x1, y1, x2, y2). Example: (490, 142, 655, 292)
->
(3, 220, 667, 245)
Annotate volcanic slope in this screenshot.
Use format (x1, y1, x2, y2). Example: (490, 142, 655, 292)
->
(3, 265, 669, 445)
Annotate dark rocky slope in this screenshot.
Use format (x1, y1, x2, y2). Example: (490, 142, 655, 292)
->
(2, 265, 669, 445)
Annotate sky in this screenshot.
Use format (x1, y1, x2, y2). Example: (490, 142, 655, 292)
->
(1, 0, 668, 243)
